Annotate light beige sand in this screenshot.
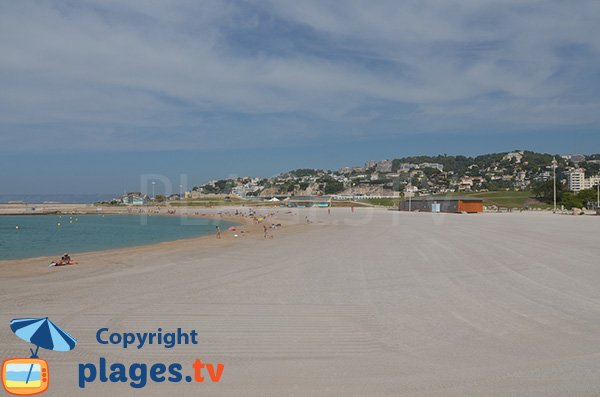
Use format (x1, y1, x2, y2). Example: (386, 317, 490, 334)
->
(1, 209, 599, 396)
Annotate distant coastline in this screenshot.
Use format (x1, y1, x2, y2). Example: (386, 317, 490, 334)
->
(0, 194, 117, 204)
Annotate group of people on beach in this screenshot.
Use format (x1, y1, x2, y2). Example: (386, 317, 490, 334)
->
(210, 207, 287, 240)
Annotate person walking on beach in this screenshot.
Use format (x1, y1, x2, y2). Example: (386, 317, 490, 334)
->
(263, 224, 268, 239)
(216, 226, 221, 239)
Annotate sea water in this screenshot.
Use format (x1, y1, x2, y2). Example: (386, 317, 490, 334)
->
(0, 215, 235, 260)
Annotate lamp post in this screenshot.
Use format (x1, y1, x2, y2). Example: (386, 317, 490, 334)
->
(405, 185, 413, 212)
(552, 157, 557, 213)
(151, 181, 156, 200)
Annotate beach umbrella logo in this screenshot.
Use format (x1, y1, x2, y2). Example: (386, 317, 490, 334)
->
(2, 317, 77, 395)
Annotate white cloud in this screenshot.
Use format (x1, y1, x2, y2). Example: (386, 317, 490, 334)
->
(0, 0, 599, 150)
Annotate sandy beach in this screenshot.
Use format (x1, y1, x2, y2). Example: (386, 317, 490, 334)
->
(1, 208, 599, 396)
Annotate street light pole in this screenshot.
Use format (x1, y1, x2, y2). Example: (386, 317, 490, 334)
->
(151, 181, 156, 199)
(552, 157, 557, 213)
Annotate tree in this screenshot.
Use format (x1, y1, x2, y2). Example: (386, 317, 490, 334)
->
(278, 182, 295, 194)
(520, 151, 558, 172)
(317, 176, 344, 194)
(154, 195, 166, 202)
(287, 169, 322, 177)
(560, 192, 583, 209)
(324, 180, 344, 194)
(422, 167, 441, 178)
(532, 180, 563, 203)
(581, 162, 600, 177)
(575, 188, 598, 208)
(214, 179, 234, 194)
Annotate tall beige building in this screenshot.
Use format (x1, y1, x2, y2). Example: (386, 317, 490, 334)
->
(568, 169, 600, 192)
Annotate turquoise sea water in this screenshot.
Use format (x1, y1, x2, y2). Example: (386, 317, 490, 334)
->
(0, 215, 235, 260)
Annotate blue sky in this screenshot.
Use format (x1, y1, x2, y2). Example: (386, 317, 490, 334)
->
(1, 1, 599, 194)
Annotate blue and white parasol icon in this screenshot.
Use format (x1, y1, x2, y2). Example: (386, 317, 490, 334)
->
(10, 317, 77, 384)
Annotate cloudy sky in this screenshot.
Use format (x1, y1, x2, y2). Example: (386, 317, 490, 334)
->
(1, 1, 599, 194)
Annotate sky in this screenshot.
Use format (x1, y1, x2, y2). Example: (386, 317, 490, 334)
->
(1, 0, 599, 194)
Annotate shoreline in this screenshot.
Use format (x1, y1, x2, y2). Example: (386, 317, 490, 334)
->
(3, 207, 595, 277)
(0, 202, 285, 216)
(0, 206, 308, 278)
(0, 203, 113, 215)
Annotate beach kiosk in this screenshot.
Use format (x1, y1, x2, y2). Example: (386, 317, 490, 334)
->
(400, 196, 483, 213)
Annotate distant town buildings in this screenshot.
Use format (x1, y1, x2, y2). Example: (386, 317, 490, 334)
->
(375, 160, 393, 172)
(230, 179, 262, 198)
(458, 177, 475, 191)
(562, 154, 586, 164)
(568, 169, 600, 192)
(121, 193, 148, 205)
(419, 162, 444, 171)
(365, 160, 377, 170)
(364, 160, 393, 172)
(174, 151, 600, 201)
(396, 163, 415, 172)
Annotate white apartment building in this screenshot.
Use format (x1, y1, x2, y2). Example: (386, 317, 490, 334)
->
(420, 162, 444, 171)
(568, 169, 600, 192)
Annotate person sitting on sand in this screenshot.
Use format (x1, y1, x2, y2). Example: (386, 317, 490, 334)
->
(49, 253, 77, 267)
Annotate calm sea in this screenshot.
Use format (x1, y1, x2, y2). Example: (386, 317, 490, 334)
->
(0, 215, 235, 260)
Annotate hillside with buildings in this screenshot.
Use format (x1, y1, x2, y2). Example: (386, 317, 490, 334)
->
(184, 151, 599, 204)
(108, 151, 600, 210)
